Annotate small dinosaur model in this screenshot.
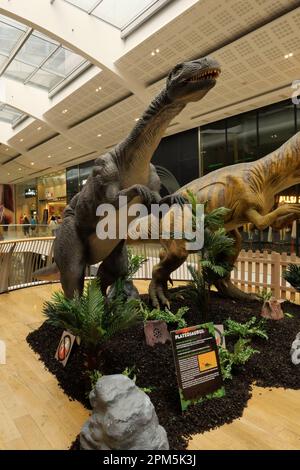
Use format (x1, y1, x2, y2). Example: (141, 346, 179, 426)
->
(148, 131, 300, 307)
(36, 57, 221, 298)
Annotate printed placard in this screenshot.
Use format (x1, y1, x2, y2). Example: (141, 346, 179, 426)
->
(171, 323, 224, 411)
(55, 331, 76, 367)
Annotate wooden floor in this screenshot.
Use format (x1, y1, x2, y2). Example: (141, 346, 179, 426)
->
(0, 282, 299, 450)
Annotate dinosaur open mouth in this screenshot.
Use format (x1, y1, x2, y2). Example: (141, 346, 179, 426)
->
(189, 68, 221, 82)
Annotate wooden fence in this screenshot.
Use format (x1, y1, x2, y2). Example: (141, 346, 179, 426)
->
(1, 237, 300, 301)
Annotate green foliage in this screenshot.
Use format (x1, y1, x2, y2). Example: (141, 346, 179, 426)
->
(126, 248, 147, 280)
(219, 339, 260, 381)
(183, 192, 235, 318)
(258, 288, 272, 302)
(87, 366, 155, 397)
(43, 279, 142, 354)
(87, 369, 103, 391)
(225, 316, 268, 340)
(283, 263, 300, 291)
(139, 302, 189, 328)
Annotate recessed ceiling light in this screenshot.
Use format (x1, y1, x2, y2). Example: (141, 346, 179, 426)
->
(7, 172, 10, 176)
(68, 146, 72, 150)
(151, 51, 155, 56)
(95, 86, 102, 92)
(30, 162, 34, 166)
(48, 155, 52, 158)
(97, 133, 102, 137)
(62, 109, 68, 114)
(20, 138, 24, 142)
(18, 168, 21, 171)
(37, 126, 42, 131)
(284, 52, 294, 59)
(135, 118, 139, 122)
(156, 48, 160, 53)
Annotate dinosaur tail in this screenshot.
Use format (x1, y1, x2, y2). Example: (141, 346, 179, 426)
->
(33, 263, 61, 281)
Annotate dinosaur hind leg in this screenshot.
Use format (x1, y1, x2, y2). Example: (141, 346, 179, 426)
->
(54, 218, 86, 299)
(97, 240, 132, 295)
(214, 228, 260, 301)
(149, 240, 188, 308)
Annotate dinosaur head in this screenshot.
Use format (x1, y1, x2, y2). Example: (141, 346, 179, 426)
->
(166, 56, 220, 103)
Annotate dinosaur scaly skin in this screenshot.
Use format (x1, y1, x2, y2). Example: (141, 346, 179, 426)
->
(149, 131, 300, 307)
(36, 57, 221, 298)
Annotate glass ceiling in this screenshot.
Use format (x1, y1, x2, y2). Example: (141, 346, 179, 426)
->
(64, 0, 171, 30)
(0, 102, 26, 125)
(0, 14, 91, 95)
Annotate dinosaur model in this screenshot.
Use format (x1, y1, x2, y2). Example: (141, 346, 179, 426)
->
(147, 131, 300, 307)
(36, 57, 221, 298)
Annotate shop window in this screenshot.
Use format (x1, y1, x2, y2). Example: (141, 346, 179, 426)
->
(66, 166, 79, 203)
(227, 111, 258, 164)
(201, 120, 229, 175)
(258, 101, 296, 157)
(152, 128, 198, 189)
(297, 104, 300, 132)
(79, 162, 93, 189)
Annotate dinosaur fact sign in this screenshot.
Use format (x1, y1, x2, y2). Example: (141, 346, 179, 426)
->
(171, 323, 224, 411)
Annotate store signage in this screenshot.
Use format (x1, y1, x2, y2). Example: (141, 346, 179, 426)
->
(0, 340, 6, 365)
(171, 323, 224, 411)
(25, 188, 37, 198)
(279, 195, 300, 204)
(55, 331, 76, 367)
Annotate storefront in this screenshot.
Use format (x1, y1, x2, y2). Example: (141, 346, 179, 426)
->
(14, 170, 67, 226)
(37, 170, 67, 223)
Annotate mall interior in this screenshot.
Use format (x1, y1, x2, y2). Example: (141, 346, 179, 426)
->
(0, 0, 300, 452)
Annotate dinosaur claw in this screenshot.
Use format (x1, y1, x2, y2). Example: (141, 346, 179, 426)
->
(149, 279, 170, 309)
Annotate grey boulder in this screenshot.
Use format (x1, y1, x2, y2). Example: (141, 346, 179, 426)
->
(80, 374, 169, 450)
(291, 332, 300, 365)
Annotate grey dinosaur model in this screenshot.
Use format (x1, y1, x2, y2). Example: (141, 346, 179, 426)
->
(36, 57, 221, 298)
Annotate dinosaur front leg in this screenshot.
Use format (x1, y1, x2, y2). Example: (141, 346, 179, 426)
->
(149, 239, 188, 308)
(246, 204, 300, 230)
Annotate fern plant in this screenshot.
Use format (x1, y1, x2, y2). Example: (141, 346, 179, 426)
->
(43, 279, 141, 369)
(225, 316, 268, 340)
(219, 339, 260, 380)
(127, 248, 147, 279)
(138, 301, 189, 328)
(183, 195, 235, 319)
(283, 264, 300, 291)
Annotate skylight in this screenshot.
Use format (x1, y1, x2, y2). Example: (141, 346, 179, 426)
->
(0, 14, 91, 94)
(0, 102, 26, 125)
(63, 0, 173, 34)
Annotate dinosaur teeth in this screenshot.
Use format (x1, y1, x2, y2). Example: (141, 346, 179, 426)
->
(189, 68, 220, 82)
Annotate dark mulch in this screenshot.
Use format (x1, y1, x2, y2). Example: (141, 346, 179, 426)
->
(26, 289, 300, 450)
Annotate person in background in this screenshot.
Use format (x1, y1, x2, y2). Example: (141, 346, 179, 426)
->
(30, 214, 37, 236)
(49, 215, 58, 236)
(23, 215, 30, 237)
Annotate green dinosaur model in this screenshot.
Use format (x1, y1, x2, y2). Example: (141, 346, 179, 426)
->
(35, 57, 221, 298)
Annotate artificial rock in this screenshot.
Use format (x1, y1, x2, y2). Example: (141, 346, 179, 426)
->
(80, 374, 169, 450)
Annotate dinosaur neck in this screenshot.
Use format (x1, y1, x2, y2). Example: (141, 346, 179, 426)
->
(115, 88, 185, 171)
(250, 131, 300, 195)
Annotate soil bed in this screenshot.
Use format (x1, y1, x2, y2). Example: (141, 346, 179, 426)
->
(27, 289, 300, 450)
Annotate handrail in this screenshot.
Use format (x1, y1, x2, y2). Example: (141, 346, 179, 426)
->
(0, 236, 55, 245)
